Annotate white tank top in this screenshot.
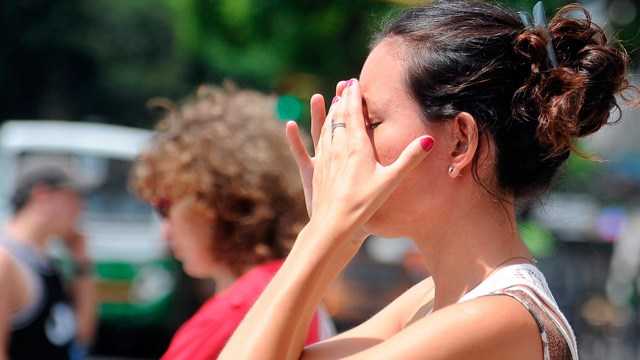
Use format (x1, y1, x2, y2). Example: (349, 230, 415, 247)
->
(458, 263, 578, 360)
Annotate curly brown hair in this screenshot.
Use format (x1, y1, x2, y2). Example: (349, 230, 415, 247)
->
(132, 83, 307, 275)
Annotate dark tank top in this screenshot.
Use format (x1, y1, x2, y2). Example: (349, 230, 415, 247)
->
(1, 236, 76, 360)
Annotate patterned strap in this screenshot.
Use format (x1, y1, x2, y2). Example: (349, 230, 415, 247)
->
(489, 288, 574, 360)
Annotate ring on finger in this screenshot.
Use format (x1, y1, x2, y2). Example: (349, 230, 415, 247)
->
(331, 122, 346, 142)
(331, 122, 346, 131)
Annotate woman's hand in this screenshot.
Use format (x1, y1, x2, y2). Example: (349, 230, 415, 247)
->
(286, 81, 349, 217)
(220, 80, 434, 360)
(290, 78, 435, 244)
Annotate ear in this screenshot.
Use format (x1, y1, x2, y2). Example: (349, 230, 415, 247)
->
(448, 112, 479, 178)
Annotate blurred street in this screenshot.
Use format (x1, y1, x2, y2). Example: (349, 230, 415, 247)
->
(1, 0, 639, 359)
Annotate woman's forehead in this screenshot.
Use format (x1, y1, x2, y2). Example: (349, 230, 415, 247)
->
(360, 38, 410, 113)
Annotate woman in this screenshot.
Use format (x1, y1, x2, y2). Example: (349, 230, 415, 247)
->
(132, 84, 334, 360)
(220, 1, 636, 359)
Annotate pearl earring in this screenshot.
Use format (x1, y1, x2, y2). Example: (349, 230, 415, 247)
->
(448, 165, 455, 175)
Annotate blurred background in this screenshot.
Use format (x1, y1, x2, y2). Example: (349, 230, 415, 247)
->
(1, 0, 639, 359)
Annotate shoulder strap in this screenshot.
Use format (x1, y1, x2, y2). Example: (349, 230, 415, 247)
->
(498, 285, 578, 360)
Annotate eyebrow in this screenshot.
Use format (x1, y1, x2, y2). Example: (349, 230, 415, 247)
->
(361, 97, 373, 121)
(362, 93, 385, 120)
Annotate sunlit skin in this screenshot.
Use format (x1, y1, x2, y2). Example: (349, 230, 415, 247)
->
(358, 38, 533, 309)
(219, 36, 540, 360)
(358, 37, 453, 238)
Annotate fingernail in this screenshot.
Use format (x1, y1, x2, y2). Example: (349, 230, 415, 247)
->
(420, 137, 435, 152)
(347, 78, 357, 87)
(332, 96, 340, 104)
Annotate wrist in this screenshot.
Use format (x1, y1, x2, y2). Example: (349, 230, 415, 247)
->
(290, 221, 367, 271)
(305, 217, 368, 246)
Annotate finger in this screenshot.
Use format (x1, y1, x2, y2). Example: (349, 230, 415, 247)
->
(336, 80, 348, 97)
(286, 122, 314, 217)
(342, 79, 367, 140)
(318, 97, 336, 156)
(310, 94, 326, 151)
(330, 95, 347, 144)
(384, 136, 435, 184)
(285, 121, 313, 170)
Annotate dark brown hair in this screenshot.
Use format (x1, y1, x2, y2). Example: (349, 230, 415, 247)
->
(376, 1, 636, 198)
(132, 83, 306, 275)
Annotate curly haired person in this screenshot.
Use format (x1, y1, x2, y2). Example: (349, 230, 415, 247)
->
(132, 84, 335, 360)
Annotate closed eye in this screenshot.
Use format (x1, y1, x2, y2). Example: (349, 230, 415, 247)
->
(362, 98, 381, 130)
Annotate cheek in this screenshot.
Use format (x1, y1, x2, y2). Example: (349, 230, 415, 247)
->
(366, 126, 451, 236)
(372, 122, 424, 166)
(52, 201, 75, 222)
(171, 217, 214, 255)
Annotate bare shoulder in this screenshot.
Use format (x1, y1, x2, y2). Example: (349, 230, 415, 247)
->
(0, 248, 18, 283)
(428, 295, 542, 359)
(349, 295, 543, 360)
(0, 248, 31, 309)
(305, 280, 541, 360)
(429, 295, 542, 341)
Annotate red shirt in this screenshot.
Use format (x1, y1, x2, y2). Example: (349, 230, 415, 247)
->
(162, 260, 321, 360)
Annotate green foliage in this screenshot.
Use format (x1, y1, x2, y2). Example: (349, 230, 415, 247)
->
(0, 0, 637, 129)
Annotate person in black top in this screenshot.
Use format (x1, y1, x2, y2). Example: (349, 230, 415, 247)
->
(0, 164, 97, 360)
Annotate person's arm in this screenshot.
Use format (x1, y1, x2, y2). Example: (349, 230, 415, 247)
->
(220, 78, 434, 359)
(71, 269, 96, 344)
(303, 277, 435, 359)
(311, 295, 541, 360)
(0, 280, 10, 360)
(64, 231, 97, 345)
(0, 251, 18, 360)
(219, 223, 366, 360)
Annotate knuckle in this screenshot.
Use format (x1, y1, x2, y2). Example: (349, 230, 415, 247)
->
(330, 150, 341, 162)
(346, 146, 359, 158)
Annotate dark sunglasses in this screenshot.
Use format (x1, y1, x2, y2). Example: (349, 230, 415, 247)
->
(153, 198, 171, 219)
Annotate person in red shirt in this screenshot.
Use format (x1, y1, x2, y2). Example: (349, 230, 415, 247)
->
(132, 84, 334, 359)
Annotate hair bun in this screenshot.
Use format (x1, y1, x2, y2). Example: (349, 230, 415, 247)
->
(512, 5, 633, 157)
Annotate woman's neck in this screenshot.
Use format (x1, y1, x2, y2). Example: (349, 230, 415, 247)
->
(411, 191, 532, 311)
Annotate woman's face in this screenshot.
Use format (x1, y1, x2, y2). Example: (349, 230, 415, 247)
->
(162, 198, 220, 278)
(359, 37, 455, 238)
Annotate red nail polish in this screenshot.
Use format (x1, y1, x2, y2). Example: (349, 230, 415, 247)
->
(332, 96, 340, 104)
(347, 79, 355, 87)
(420, 137, 435, 152)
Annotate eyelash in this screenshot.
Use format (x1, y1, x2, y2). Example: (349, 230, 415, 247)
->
(369, 122, 382, 129)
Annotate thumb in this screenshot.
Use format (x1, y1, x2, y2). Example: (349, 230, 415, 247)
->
(386, 135, 435, 180)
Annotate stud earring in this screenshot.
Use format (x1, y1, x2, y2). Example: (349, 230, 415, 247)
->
(448, 165, 455, 176)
